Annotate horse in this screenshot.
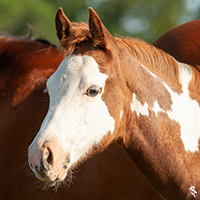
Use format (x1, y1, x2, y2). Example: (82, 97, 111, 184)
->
(28, 7, 200, 200)
(153, 19, 200, 71)
(0, 36, 163, 199)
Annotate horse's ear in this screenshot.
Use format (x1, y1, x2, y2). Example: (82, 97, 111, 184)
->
(88, 7, 117, 49)
(55, 7, 72, 41)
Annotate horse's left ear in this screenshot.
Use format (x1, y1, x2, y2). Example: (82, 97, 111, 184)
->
(55, 7, 72, 41)
(88, 7, 117, 50)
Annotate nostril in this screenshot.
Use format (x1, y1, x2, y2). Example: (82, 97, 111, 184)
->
(40, 148, 53, 171)
(62, 154, 71, 169)
(46, 148, 53, 165)
(30, 163, 34, 170)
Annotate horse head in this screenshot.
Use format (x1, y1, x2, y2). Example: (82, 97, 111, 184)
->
(28, 8, 200, 200)
(28, 7, 128, 183)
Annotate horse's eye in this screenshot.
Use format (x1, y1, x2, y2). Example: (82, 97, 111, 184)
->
(85, 86, 101, 97)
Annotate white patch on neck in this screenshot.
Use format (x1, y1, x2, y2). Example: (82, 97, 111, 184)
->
(120, 110, 123, 120)
(131, 94, 149, 116)
(141, 64, 157, 78)
(131, 61, 200, 152)
(177, 62, 192, 89)
(164, 63, 200, 152)
(131, 94, 166, 119)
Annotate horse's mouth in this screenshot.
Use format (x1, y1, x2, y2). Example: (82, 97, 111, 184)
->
(31, 158, 69, 182)
(34, 166, 68, 182)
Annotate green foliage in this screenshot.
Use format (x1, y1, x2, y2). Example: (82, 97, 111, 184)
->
(0, 0, 199, 44)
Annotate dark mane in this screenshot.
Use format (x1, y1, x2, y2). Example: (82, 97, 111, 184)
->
(34, 38, 56, 47)
(0, 33, 56, 47)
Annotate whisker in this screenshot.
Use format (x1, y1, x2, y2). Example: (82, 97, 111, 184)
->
(38, 98, 49, 108)
(37, 98, 49, 103)
(35, 165, 79, 192)
(30, 131, 38, 137)
(36, 46, 53, 54)
(29, 78, 48, 89)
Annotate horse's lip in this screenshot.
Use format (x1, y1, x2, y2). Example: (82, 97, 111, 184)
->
(30, 158, 70, 182)
(56, 167, 68, 181)
(34, 166, 57, 182)
(34, 166, 68, 182)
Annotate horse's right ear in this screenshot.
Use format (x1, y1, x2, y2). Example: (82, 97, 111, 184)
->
(55, 8, 72, 41)
(88, 7, 117, 50)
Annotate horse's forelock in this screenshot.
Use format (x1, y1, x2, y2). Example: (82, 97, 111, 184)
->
(60, 22, 92, 55)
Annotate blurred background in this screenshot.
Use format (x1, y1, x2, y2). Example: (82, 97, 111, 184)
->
(0, 0, 199, 44)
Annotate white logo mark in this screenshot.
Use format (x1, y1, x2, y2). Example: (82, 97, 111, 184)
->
(189, 186, 197, 197)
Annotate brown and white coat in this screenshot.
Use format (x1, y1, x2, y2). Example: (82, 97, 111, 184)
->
(28, 8, 200, 200)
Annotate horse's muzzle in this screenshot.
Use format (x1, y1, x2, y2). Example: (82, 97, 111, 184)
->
(28, 140, 71, 182)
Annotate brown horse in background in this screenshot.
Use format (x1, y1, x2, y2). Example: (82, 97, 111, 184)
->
(0, 35, 161, 199)
(153, 19, 200, 71)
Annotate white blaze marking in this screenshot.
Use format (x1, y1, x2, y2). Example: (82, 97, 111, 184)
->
(33, 54, 115, 169)
(131, 61, 200, 152)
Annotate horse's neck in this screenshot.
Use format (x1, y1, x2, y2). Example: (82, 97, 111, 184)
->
(120, 91, 200, 199)
(116, 44, 200, 199)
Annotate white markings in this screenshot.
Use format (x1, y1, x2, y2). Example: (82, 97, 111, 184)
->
(164, 85, 200, 152)
(189, 186, 197, 197)
(131, 94, 165, 117)
(131, 61, 200, 152)
(164, 63, 200, 152)
(31, 54, 115, 173)
(141, 64, 157, 78)
(177, 62, 192, 89)
(120, 110, 123, 120)
(131, 94, 149, 117)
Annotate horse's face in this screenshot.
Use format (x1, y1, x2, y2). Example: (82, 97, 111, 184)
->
(28, 7, 126, 183)
(28, 53, 117, 182)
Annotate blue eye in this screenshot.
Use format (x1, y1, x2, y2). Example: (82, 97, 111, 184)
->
(86, 86, 101, 97)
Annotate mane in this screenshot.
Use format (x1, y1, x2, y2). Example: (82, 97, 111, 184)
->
(116, 37, 181, 88)
(60, 22, 92, 55)
(60, 21, 185, 91)
(0, 33, 56, 47)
